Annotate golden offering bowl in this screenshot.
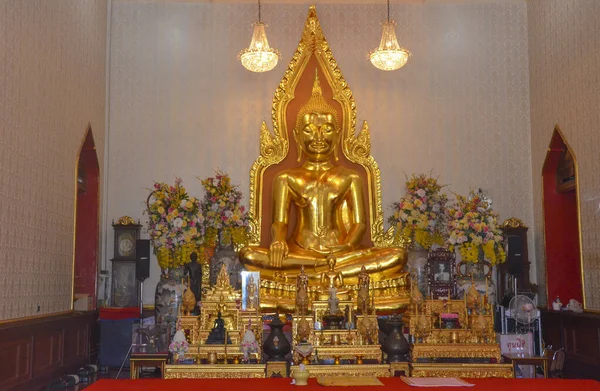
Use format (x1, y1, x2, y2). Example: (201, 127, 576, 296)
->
(334, 355, 341, 365)
(330, 334, 341, 345)
(451, 331, 460, 343)
(233, 356, 240, 364)
(356, 355, 364, 365)
(207, 352, 218, 364)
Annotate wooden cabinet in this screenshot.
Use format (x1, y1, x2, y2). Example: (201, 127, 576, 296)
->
(0, 311, 97, 391)
(541, 309, 600, 380)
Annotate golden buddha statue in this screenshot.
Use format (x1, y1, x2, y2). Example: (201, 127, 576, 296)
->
(246, 274, 257, 310)
(240, 71, 406, 286)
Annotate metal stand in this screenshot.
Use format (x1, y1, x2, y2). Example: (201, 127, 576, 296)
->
(116, 279, 145, 379)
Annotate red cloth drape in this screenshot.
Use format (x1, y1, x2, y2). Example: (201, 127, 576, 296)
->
(84, 376, 600, 391)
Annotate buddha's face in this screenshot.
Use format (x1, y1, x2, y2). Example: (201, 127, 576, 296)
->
(296, 111, 338, 161)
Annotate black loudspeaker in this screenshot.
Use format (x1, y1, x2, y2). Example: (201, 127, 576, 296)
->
(506, 235, 523, 276)
(135, 239, 150, 281)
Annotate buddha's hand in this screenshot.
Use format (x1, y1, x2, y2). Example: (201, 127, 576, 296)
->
(269, 240, 289, 268)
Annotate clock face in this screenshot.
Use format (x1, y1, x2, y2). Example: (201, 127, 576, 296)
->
(118, 233, 135, 257)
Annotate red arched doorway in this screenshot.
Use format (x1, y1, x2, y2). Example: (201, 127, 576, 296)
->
(542, 126, 583, 307)
(73, 127, 100, 310)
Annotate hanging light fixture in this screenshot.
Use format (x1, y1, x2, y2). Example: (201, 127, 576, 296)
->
(238, 0, 281, 73)
(368, 0, 411, 71)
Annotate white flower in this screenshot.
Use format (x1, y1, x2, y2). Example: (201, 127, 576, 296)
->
(180, 199, 187, 208)
(416, 189, 426, 198)
(432, 204, 440, 212)
(173, 218, 183, 228)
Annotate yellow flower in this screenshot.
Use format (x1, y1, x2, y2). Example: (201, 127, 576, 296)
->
(158, 206, 165, 214)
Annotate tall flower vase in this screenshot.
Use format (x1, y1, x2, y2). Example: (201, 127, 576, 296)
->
(456, 257, 496, 305)
(406, 243, 429, 297)
(155, 266, 184, 340)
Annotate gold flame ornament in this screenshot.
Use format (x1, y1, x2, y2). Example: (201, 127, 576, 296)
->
(238, 0, 281, 73)
(368, 0, 411, 71)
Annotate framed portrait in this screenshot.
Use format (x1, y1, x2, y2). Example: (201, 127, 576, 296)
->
(427, 248, 457, 299)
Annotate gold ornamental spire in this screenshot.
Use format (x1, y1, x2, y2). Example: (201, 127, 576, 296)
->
(294, 69, 340, 131)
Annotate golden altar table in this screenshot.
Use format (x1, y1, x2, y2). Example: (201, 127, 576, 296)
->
(165, 364, 266, 379)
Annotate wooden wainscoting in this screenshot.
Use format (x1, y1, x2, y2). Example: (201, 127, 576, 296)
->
(0, 311, 98, 391)
(541, 309, 600, 380)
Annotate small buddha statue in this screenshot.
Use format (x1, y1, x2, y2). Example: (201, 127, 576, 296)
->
(295, 266, 310, 315)
(184, 252, 202, 308)
(327, 286, 339, 316)
(206, 312, 232, 345)
(181, 276, 196, 316)
(320, 257, 343, 290)
(240, 70, 406, 285)
(357, 265, 370, 314)
(246, 274, 257, 310)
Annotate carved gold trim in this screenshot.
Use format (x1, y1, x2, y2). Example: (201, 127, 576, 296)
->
(265, 361, 288, 378)
(247, 5, 397, 248)
(502, 217, 528, 230)
(116, 216, 137, 226)
(164, 364, 266, 379)
(389, 361, 411, 376)
(291, 364, 391, 378)
(411, 343, 501, 363)
(409, 363, 514, 378)
(312, 345, 382, 362)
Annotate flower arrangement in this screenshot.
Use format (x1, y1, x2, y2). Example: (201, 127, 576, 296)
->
(199, 171, 250, 249)
(388, 174, 449, 249)
(446, 190, 506, 265)
(241, 338, 259, 359)
(169, 337, 189, 358)
(146, 178, 205, 269)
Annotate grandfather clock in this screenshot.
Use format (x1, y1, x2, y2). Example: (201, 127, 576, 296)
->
(497, 218, 532, 305)
(111, 216, 141, 307)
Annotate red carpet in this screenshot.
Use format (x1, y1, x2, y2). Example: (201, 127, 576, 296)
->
(84, 377, 600, 391)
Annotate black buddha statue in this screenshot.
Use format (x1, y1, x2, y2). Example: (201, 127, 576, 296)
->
(205, 312, 232, 345)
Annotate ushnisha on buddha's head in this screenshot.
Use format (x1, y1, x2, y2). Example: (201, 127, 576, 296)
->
(294, 69, 341, 163)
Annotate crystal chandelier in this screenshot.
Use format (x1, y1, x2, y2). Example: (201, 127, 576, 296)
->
(368, 0, 411, 71)
(238, 0, 281, 73)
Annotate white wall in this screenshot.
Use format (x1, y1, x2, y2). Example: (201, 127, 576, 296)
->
(107, 2, 533, 305)
(0, 0, 107, 320)
(528, 0, 600, 309)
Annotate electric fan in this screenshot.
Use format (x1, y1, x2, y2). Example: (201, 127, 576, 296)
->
(508, 294, 538, 333)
